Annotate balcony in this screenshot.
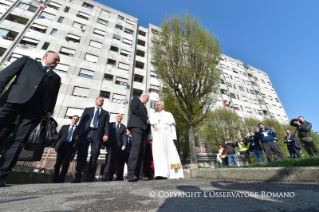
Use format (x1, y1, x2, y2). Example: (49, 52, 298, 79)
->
(29, 24, 47, 34)
(0, 28, 18, 41)
(19, 37, 39, 48)
(0, 47, 7, 57)
(5, 14, 29, 25)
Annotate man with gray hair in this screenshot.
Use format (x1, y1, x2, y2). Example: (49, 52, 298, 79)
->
(0, 51, 61, 187)
(127, 93, 150, 182)
(149, 101, 184, 179)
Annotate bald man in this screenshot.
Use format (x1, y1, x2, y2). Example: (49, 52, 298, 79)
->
(127, 93, 150, 182)
(0, 51, 61, 187)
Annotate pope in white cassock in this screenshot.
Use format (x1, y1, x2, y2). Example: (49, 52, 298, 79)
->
(149, 101, 184, 179)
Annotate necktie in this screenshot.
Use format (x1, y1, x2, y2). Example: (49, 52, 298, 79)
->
(116, 122, 120, 133)
(93, 108, 100, 127)
(43, 66, 49, 72)
(66, 125, 74, 142)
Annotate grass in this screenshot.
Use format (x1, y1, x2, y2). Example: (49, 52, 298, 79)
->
(222, 155, 319, 168)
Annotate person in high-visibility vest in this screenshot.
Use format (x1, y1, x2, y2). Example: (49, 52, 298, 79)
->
(218, 144, 228, 166)
(236, 137, 251, 166)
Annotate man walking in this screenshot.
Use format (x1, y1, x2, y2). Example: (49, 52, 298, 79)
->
(72, 97, 110, 183)
(101, 113, 127, 181)
(0, 51, 61, 187)
(255, 123, 285, 162)
(49, 115, 79, 183)
(127, 93, 150, 182)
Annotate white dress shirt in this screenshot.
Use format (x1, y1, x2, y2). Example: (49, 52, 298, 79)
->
(90, 106, 101, 127)
(41, 61, 51, 72)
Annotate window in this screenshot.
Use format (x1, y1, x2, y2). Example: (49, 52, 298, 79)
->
(104, 74, 113, 81)
(251, 81, 256, 86)
(20, 37, 39, 48)
(126, 19, 135, 26)
(124, 28, 134, 35)
(72, 22, 85, 30)
(100, 91, 110, 99)
(82, 2, 94, 9)
(220, 89, 228, 95)
(115, 25, 123, 30)
(275, 98, 280, 103)
(79, 69, 94, 79)
(107, 59, 116, 66)
(224, 73, 229, 78)
(113, 94, 125, 104)
(57, 17, 64, 23)
(97, 18, 108, 26)
(233, 69, 238, 74)
(151, 29, 158, 34)
(135, 61, 144, 69)
(257, 110, 263, 115)
(100, 10, 110, 17)
(136, 50, 145, 57)
(122, 38, 132, 46)
(113, 34, 121, 41)
(138, 30, 146, 36)
(261, 79, 265, 84)
(115, 77, 128, 86)
(66, 108, 84, 118)
(149, 88, 159, 93)
(59, 47, 75, 57)
(150, 74, 158, 79)
(41, 12, 55, 20)
(268, 95, 273, 100)
(30, 24, 47, 33)
(259, 100, 265, 105)
(17, 3, 37, 12)
(120, 49, 131, 58)
(150, 101, 157, 109)
(50, 29, 57, 35)
(93, 28, 105, 37)
(239, 86, 244, 92)
(234, 104, 240, 111)
(77, 12, 90, 20)
(64, 6, 70, 13)
(118, 15, 124, 21)
(85, 54, 98, 63)
(246, 107, 252, 114)
(73, 87, 89, 98)
(66, 34, 81, 43)
(70, 0, 75, 2)
(242, 96, 248, 102)
(53, 64, 69, 74)
(218, 79, 225, 84)
(110, 46, 119, 52)
(41, 42, 50, 50)
(226, 82, 232, 88)
(255, 90, 260, 95)
(137, 39, 145, 47)
(47, 2, 61, 10)
(89, 40, 102, 49)
(118, 62, 129, 71)
(250, 90, 254, 94)
(229, 93, 236, 99)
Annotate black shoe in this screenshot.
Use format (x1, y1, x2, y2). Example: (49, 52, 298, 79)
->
(127, 176, 138, 182)
(0, 179, 6, 187)
(71, 178, 81, 183)
(139, 175, 149, 181)
(155, 176, 167, 180)
(115, 178, 124, 181)
(102, 174, 109, 182)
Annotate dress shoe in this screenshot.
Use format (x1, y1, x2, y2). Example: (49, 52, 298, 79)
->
(71, 178, 81, 183)
(0, 179, 6, 187)
(127, 176, 138, 182)
(139, 174, 149, 181)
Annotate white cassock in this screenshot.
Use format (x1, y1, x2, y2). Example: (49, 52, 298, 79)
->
(149, 110, 184, 179)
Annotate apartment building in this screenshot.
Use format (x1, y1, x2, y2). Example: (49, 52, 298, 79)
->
(0, 0, 289, 173)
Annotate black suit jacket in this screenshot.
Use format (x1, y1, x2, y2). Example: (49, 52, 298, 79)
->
(51, 124, 77, 151)
(75, 107, 110, 141)
(127, 97, 149, 132)
(0, 56, 61, 114)
(108, 122, 127, 147)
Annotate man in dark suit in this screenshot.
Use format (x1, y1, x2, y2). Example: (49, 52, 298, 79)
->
(127, 93, 150, 182)
(0, 51, 61, 187)
(284, 129, 301, 158)
(116, 129, 132, 181)
(71, 97, 110, 183)
(102, 113, 127, 181)
(49, 115, 79, 183)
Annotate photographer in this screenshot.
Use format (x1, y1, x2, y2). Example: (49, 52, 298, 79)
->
(245, 132, 266, 163)
(290, 116, 319, 156)
(223, 139, 238, 167)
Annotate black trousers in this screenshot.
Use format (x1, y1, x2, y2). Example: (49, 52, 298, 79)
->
(102, 142, 117, 180)
(300, 139, 319, 156)
(262, 142, 285, 162)
(287, 145, 301, 158)
(127, 128, 147, 178)
(0, 123, 16, 154)
(75, 130, 101, 180)
(116, 149, 129, 180)
(52, 142, 74, 182)
(0, 95, 44, 180)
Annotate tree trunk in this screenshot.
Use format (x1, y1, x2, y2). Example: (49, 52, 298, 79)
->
(188, 124, 198, 168)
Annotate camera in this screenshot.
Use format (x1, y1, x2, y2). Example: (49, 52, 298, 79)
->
(291, 118, 300, 126)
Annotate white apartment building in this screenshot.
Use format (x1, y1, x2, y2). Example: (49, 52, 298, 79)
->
(0, 0, 289, 173)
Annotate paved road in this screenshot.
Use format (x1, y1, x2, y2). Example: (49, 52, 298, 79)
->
(0, 179, 318, 211)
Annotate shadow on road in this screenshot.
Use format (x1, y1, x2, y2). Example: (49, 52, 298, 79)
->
(0, 196, 39, 204)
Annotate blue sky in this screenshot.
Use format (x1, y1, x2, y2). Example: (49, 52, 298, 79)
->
(98, 0, 319, 132)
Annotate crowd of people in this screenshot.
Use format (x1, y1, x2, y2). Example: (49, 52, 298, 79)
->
(0, 51, 183, 187)
(218, 118, 318, 167)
